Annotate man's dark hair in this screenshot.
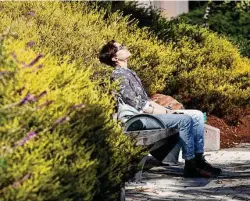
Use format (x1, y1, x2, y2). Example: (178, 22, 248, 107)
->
(99, 40, 118, 67)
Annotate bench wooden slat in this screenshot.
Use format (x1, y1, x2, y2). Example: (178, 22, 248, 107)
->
(126, 128, 178, 146)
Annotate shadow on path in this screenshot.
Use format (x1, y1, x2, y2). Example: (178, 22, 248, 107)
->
(126, 160, 250, 201)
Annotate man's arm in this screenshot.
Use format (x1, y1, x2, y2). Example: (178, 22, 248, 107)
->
(143, 100, 174, 114)
(112, 71, 174, 114)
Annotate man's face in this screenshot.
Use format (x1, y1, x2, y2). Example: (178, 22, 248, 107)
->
(113, 42, 131, 61)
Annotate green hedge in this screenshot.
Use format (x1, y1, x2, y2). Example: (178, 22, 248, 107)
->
(161, 23, 250, 122)
(88, 1, 250, 123)
(0, 33, 142, 201)
(2, 2, 249, 123)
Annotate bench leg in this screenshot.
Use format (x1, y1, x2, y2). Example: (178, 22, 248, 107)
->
(120, 186, 125, 201)
(133, 155, 148, 183)
(163, 143, 181, 165)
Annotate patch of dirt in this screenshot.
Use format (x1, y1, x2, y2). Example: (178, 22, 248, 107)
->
(207, 115, 250, 148)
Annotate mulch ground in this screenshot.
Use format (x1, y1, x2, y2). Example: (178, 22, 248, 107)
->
(207, 115, 250, 148)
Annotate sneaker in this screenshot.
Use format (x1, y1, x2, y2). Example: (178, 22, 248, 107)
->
(195, 154, 222, 175)
(183, 158, 212, 178)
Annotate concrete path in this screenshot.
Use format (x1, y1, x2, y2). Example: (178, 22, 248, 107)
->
(125, 143, 250, 201)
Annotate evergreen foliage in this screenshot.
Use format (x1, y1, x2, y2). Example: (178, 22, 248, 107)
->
(87, 1, 250, 123)
(180, 1, 250, 58)
(0, 22, 142, 201)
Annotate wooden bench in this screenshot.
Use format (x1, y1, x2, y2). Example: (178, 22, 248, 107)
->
(120, 114, 180, 201)
(123, 114, 180, 182)
(120, 113, 220, 200)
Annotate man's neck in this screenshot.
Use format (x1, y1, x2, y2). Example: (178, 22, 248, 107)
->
(116, 61, 128, 68)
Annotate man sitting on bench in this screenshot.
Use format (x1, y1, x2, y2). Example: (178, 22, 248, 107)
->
(99, 40, 221, 178)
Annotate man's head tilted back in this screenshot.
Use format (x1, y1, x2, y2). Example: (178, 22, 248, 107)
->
(99, 40, 131, 67)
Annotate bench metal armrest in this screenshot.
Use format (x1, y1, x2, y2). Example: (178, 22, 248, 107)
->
(124, 114, 178, 145)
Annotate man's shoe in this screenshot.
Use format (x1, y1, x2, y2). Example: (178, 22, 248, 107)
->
(195, 153, 222, 175)
(183, 158, 212, 178)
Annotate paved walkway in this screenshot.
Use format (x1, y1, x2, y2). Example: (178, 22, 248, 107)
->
(125, 143, 250, 201)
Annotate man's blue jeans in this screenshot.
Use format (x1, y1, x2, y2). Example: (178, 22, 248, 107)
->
(146, 110, 205, 160)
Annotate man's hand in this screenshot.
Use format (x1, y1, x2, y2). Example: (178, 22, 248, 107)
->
(143, 100, 184, 115)
(142, 100, 167, 114)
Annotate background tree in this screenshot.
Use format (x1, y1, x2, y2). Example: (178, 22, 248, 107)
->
(180, 0, 250, 57)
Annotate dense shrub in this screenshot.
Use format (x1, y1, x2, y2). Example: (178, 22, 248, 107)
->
(0, 2, 175, 90)
(0, 1, 249, 124)
(160, 23, 250, 121)
(88, 1, 250, 123)
(0, 36, 143, 200)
